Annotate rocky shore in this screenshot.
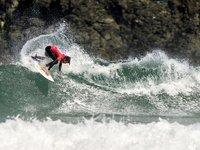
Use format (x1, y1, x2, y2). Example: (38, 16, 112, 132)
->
(0, 0, 200, 64)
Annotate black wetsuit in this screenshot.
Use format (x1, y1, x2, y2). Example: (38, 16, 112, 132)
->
(45, 46, 62, 71)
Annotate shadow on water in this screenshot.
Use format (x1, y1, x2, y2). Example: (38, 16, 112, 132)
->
(35, 76, 49, 95)
(25, 70, 49, 96)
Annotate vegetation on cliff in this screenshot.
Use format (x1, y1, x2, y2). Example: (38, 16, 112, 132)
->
(0, 0, 200, 64)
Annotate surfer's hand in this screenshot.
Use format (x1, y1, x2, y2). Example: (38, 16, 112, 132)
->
(59, 71, 61, 77)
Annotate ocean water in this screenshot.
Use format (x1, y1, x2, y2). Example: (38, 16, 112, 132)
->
(1, 24, 200, 149)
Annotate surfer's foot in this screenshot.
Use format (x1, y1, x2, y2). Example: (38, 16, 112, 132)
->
(31, 54, 36, 58)
(47, 71, 51, 76)
(41, 66, 46, 72)
(31, 54, 40, 62)
(42, 66, 50, 76)
(31, 54, 39, 59)
(32, 54, 45, 60)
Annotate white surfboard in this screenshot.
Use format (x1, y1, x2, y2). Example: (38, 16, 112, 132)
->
(31, 57, 54, 82)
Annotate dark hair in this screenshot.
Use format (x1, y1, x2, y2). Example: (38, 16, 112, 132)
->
(64, 56, 71, 65)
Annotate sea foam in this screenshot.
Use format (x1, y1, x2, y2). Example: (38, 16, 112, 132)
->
(0, 118, 200, 150)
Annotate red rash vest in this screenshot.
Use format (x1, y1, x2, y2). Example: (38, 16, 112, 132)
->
(51, 46, 65, 62)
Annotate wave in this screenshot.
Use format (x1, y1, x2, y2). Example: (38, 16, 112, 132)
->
(1, 23, 200, 120)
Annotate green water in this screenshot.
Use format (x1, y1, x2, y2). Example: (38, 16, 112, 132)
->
(1, 53, 200, 124)
(1, 30, 200, 124)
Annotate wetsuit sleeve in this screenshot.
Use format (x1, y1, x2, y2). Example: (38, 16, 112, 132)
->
(59, 62, 62, 71)
(46, 59, 58, 70)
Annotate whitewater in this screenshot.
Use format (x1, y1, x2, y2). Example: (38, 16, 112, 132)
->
(1, 23, 200, 149)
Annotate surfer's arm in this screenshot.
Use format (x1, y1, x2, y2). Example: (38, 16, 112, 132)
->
(46, 59, 58, 70)
(59, 62, 62, 77)
(59, 62, 62, 71)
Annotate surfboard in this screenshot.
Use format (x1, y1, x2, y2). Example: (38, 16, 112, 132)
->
(31, 57, 54, 82)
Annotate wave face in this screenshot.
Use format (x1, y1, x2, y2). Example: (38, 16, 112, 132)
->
(1, 42, 200, 118)
(1, 23, 200, 149)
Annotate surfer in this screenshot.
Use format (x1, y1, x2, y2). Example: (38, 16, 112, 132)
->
(31, 46, 71, 77)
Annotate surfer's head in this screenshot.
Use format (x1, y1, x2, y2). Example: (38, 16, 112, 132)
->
(63, 56, 71, 64)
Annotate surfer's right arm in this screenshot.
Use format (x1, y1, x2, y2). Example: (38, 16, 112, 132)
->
(58, 62, 62, 77)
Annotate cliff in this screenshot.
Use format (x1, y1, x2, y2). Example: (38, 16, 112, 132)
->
(0, 0, 200, 64)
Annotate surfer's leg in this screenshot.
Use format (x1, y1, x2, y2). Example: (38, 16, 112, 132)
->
(31, 54, 45, 60)
(36, 54, 45, 59)
(45, 46, 50, 57)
